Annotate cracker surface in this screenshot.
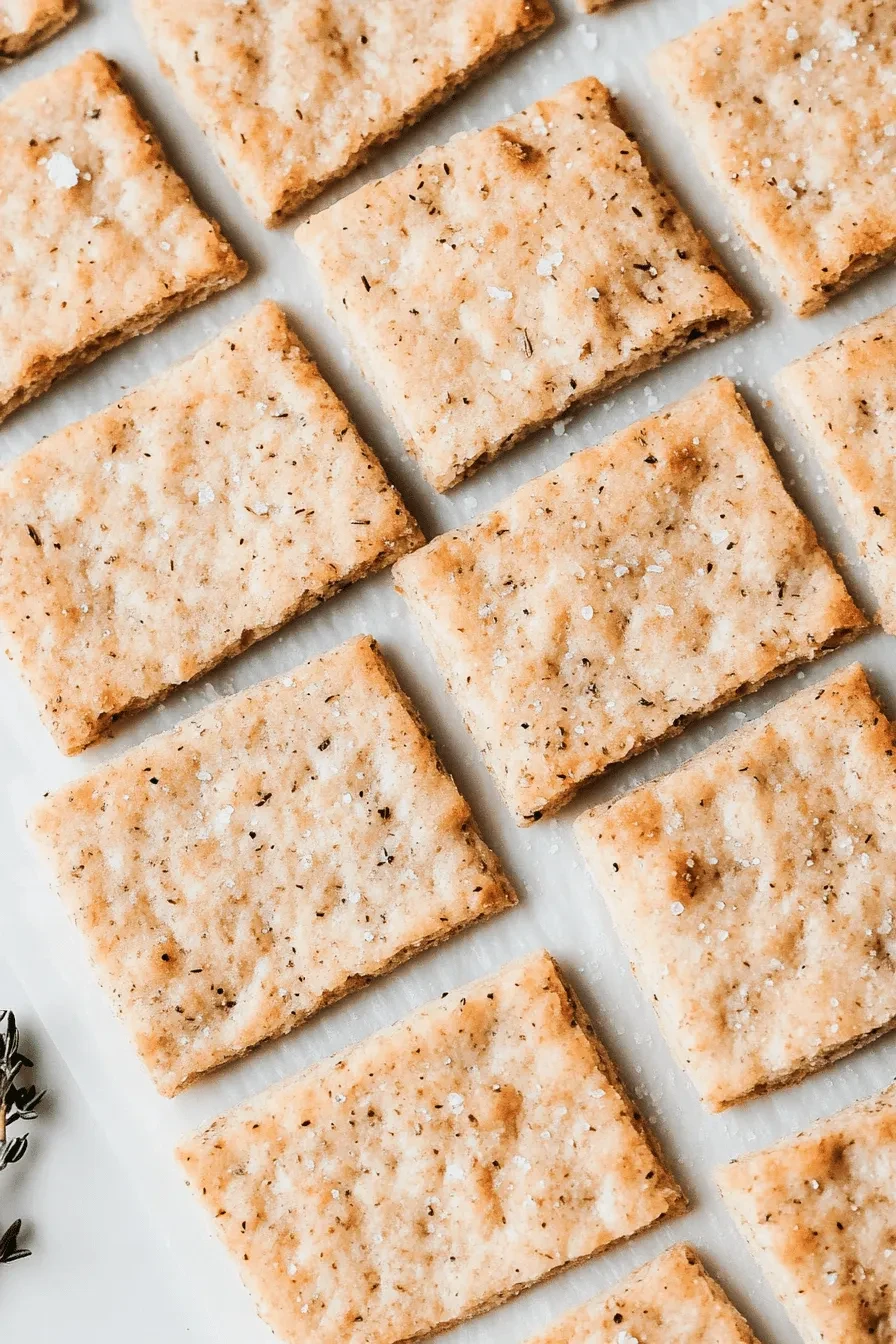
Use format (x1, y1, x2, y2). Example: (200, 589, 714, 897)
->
(525, 1243, 758, 1343)
(0, 301, 421, 754)
(300, 77, 750, 490)
(0, 0, 76, 58)
(177, 950, 683, 1343)
(134, 0, 554, 225)
(719, 1083, 896, 1342)
(395, 377, 864, 824)
(30, 636, 515, 1096)
(577, 664, 896, 1111)
(0, 50, 245, 423)
(652, 0, 896, 315)
(777, 304, 896, 633)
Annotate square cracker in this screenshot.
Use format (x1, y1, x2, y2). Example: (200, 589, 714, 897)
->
(777, 305, 896, 634)
(176, 950, 684, 1344)
(394, 377, 864, 825)
(0, 301, 422, 755)
(0, 1, 77, 60)
(29, 635, 516, 1097)
(576, 664, 896, 1112)
(133, 0, 555, 226)
(525, 1243, 758, 1343)
(299, 77, 751, 492)
(0, 50, 245, 424)
(718, 1082, 896, 1343)
(651, 0, 896, 316)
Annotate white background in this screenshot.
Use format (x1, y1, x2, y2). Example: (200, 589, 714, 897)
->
(3, 0, 896, 1340)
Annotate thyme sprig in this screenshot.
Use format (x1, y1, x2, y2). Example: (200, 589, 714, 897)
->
(0, 1011, 45, 1264)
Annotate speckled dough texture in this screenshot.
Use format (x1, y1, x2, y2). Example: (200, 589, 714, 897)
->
(394, 377, 864, 825)
(576, 664, 896, 1112)
(29, 636, 516, 1097)
(177, 950, 684, 1344)
(718, 1083, 896, 1343)
(0, 0, 76, 59)
(777, 305, 896, 635)
(134, 0, 555, 225)
(0, 302, 422, 755)
(652, 0, 896, 316)
(300, 77, 751, 491)
(525, 1243, 759, 1343)
(0, 50, 245, 423)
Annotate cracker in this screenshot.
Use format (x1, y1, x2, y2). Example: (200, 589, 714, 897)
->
(299, 77, 751, 491)
(394, 377, 865, 824)
(652, 0, 896, 316)
(718, 1082, 896, 1343)
(0, 0, 76, 59)
(0, 50, 245, 424)
(0, 301, 422, 755)
(525, 1243, 758, 1343)
(576, 663, 896, 1111)
(777, 305, 896, 634)
(577, 1, 612, 10)
(177, 949, 684, 1344)
(133, 0, 555, 226)
(29, 635, 516, 1097)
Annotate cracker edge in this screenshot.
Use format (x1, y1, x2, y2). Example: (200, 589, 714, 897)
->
(0, 53, 247, 425)
(575, 663, 896, 1112)
(0, 1, 78, 60)
(300, 82, 752, 491)
(144, 1, 555, 226)
(394, 382, 866, 824)
(174, 951, 686, 1334)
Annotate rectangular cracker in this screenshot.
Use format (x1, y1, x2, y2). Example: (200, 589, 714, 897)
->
(299, 77, 751, 491)
(0, 0, 76, 59)
(576, 664, 896, 1111)
(525, 1243, 758, 1343)
(134, 0, 555, 226)
(718, 1083, 896, 1344)
(651, 1, 896, 316)
(394, 376, 865, 825)
(0, 301, 422, 755)
(29, 635, 516, 1097)
(0, 50, 245, 424)
(777, 305, 896, 634)
(176, 950, 684, 1344)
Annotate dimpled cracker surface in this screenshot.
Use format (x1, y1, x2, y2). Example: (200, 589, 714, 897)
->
(0, 50, 245, 423)
(0, 302, 422, 755)
(525, 1243, 759, 1343)
(777, 306, 896, 635)
(300, 77, 750, 491)
(176, 950, 684, 1344)
(133, 0, 555, 226)
(718, 1083, 896, 1343)
(652, 0, 896, 316)
(394, 377, 864, 824)
(576, 664, 896, 1112)
(0, 0, 76, 59)
(29, 636, 516, 1097)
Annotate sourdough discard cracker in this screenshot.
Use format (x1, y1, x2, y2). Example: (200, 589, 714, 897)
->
(0, 0, 76, 59)
(719, 1083, 896, 1343)
(300, 78, 750, 490)
(652, 0, 896, 316)
(177, 950, 684, 1344)
(777, 305, 896, 633)
(134, 0, 555, 225)
(30, 636, 515, 1097)
(576, 664, 896, 1111)
(0, 50, 245, 423)
(525, 1244, 758, 1344)
(0, 302, 422, 754)
(395, 377, 864, 824)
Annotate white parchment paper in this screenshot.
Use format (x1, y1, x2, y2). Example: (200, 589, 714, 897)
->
(3, 1, 896, 1340)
